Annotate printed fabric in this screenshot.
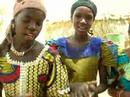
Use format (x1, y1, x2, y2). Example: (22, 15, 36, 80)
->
(0, 46, 70, 97)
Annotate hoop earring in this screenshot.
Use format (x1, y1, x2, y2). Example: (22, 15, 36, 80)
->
(10, 23, 16, 36)
(88, 29, 93, 36)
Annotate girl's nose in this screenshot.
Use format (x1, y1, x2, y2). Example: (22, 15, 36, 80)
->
(80, 18, 87, 24)
(27, 21, 36, 31)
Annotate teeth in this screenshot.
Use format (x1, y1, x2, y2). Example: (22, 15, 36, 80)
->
(27, 34, 33, 37)
(28, 34, 33, 36)
(79, 26, 86, 29)
(79, 27, 86, 30)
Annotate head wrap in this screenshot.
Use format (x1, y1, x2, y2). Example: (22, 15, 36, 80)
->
(13, 0, 46, 16)
(71, 0, 97, 18)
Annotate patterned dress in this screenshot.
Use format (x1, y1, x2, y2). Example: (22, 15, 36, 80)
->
(0, 46, 70, 97)
(48, 37, 116, 83)
(107, 43, 130, 97)
(115, 47, 130, 91)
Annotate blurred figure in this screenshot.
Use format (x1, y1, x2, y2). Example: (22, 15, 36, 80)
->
(108, 19, 130, 97)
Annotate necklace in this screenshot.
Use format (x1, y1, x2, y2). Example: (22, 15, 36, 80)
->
(10, 42, 35, 57)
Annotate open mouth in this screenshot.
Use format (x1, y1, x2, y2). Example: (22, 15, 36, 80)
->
(78, 24, 90, 32)
(25, 33, 34, 39)
(78, 26, 87, 32)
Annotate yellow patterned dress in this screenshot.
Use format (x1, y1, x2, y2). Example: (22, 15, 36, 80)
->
(0, 46, 70, 97)
(48, 37, 116, 83)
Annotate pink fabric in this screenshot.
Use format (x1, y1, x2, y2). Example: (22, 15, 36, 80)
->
(13, 0, 46, 16)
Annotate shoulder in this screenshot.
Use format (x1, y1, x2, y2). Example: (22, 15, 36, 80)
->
(43, 41, 62, 63)
(47, 37, 67, 47)
(101, 39, 118, 52)
(89, 37, 103, 48)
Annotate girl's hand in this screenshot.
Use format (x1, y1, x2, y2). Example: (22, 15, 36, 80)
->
(70, 81, 97, 97)
(108, 88, 117, 97)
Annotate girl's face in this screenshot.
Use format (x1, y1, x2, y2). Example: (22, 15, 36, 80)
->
(14, 8, 45, 42)
(72, 6, 94, 36)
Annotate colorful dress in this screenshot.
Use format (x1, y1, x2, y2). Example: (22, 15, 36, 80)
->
(116, 47, 130, 91)
(107, 44, 130, 97)
(0, 46, 70, 97)
(48, 37, 116, 83)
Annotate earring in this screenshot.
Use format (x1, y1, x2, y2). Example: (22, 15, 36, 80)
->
(11, 24, 15, 30)
(88, 29, 93, 36)
(11, 23, 16, 36)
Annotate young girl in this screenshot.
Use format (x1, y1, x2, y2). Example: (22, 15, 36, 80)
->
(0, 0, 70, 97)
(48, 0, 116, 97)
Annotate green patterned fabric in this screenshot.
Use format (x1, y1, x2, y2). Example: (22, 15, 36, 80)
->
(0, 47, 70, 97)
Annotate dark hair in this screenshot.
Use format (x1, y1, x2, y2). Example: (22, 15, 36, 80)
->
(71, 0, 97, 18)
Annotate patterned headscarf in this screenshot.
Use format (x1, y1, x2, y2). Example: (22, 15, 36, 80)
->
(13, 0, 46, 16)
(71, 0, 97, 18)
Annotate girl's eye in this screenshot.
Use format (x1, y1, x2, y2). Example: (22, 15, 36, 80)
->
(75, 14, 81, 18)
(86, 16, 93, 20)
(37, 21, 42, 26)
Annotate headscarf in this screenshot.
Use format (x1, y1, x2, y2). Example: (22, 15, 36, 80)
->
(71, 0, 97, 18)
(0, 0, 46, 56)
(13, 0, 46, 16)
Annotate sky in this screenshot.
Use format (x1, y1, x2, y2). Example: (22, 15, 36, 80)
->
(44, 0, 130, 21)
(0, 0, 130, 22)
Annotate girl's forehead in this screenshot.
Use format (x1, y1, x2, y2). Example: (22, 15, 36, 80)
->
(75, 6, 92, 13)
(73, 6, 93, 16)
(16, 8, 45, 19)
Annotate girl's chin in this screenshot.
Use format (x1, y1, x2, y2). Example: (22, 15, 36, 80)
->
(78, 28, 89, 33)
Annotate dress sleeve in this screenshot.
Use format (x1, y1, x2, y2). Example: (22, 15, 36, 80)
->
(100, 42, 117, 67)
(100, 42, 118, 85)
(44, 49, 70, 97)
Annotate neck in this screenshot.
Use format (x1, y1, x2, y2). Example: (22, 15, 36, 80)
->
(74, 33, 89, 43)
(13, 38, 35, 52)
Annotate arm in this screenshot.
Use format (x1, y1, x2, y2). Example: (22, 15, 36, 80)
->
(94, 63, 107, 94)
(43, 47, 70, 97)
(94, 42, 117, 95)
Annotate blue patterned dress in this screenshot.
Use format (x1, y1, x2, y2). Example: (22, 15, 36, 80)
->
(48, 37, 116, 83)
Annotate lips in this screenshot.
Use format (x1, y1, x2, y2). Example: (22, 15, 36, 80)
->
(78, 24, 90, 32)
(78, 26, 87, 32)
(25, 33, 34, 39)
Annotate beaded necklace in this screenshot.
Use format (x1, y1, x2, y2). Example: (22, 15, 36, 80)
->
(10, 42, 35, 57)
